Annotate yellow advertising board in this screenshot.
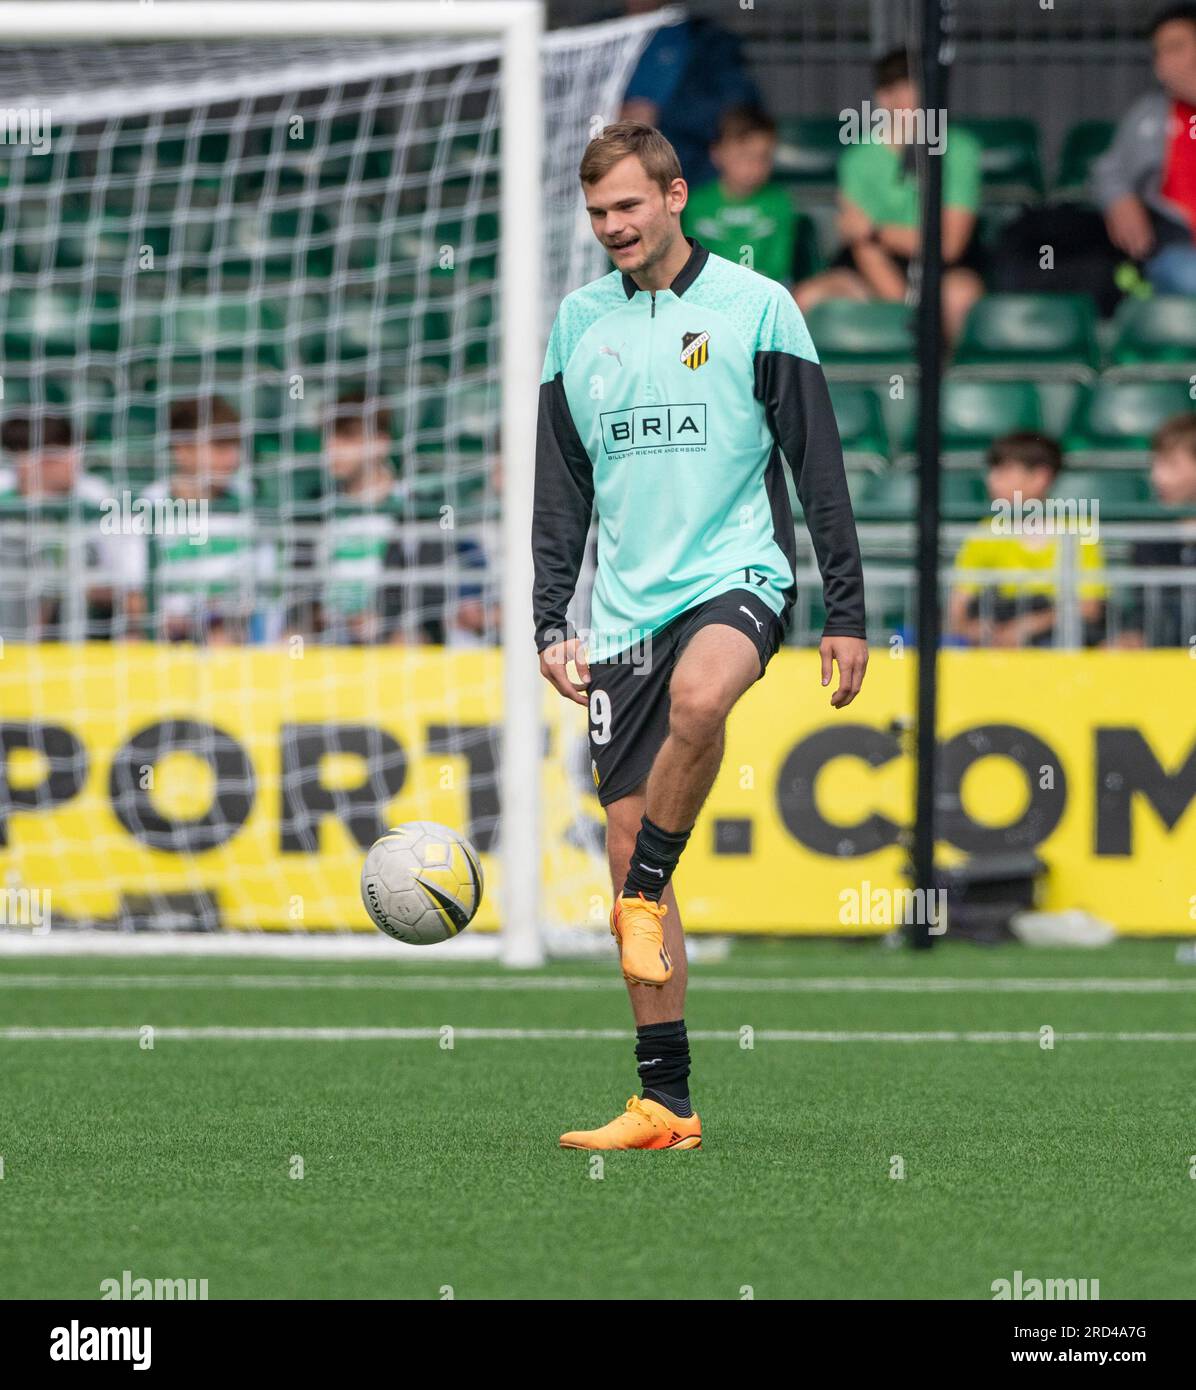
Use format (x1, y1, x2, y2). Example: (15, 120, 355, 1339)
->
(1, 645, 1193, 934)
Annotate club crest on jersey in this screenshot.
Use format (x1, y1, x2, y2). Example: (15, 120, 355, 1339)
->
(680, 330, 709, 370)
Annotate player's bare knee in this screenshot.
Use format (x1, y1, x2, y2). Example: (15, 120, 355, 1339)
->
(667, 683, 728, 746)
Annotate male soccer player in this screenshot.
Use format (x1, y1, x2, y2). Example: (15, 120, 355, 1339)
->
(533, 123, 868, 1151)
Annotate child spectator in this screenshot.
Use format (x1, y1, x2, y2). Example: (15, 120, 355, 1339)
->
(947, 433, 1107, 647)
(682, 105, 797, 287)
(0, 413, 144, 639)
(146, 396, 269, 644)
(1115, 412, 1196, 646)
(794, 49, 985, 346)
(310, 391, 444, 645)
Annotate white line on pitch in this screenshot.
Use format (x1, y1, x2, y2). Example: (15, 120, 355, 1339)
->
(4, 1027, 1196, 1043)
(1, 973, 1195, 994)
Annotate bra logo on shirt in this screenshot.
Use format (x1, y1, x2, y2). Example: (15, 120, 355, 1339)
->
(599, 403, 707, 454)
(680, 330, 710, 370)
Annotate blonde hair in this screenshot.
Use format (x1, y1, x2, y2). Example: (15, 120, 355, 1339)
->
(578, 121, 682, 193)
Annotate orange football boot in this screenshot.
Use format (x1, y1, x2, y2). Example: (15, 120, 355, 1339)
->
(610, 891, 673, 987)
(559, 1096, 701, 1150)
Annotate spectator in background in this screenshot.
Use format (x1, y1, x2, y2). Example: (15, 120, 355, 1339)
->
(306, 391, 446, 646)
(947, 433, 1107, 648)
(794, 50, 984, 346)
(620, 0, 760, 189)
(1092, 5, 1196, 295)
(0, 413, 144, 639)
(682, 105, 797, 287)
(146, 396, 269, 644)
(1114, 413, 1196, 647)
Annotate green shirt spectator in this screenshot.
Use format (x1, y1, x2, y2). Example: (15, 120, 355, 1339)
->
(683, 180, 796, 286)
(681, 104, 797, 288)
(838, 124, 983, 226)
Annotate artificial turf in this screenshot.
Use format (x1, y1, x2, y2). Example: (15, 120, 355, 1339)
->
(1, 937, 1193, 1300)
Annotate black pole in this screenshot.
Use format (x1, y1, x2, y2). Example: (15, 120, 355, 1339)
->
(908, 0, 949, 949)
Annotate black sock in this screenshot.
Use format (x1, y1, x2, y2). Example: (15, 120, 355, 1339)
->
(621, 814, 693, 903)
(636, 1019, 692, 1117)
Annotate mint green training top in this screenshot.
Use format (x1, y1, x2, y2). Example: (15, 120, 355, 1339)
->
(532, 237, 865, 663)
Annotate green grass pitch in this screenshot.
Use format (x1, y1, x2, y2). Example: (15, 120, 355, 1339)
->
(1, 937, 1194, 1300)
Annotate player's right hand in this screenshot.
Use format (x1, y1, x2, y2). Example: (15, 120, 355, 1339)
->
(539, 636, 590, 706)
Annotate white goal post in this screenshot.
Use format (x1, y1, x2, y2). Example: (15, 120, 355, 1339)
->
(0, 1, 548, 962)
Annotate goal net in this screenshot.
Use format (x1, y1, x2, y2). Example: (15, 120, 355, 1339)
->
(0, 2, 675, 958)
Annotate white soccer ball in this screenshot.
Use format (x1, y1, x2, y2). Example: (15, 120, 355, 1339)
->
(360, 821, 484, 945)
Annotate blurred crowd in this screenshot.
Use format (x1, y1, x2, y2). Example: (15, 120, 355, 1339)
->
(3, 1, 1195, 651)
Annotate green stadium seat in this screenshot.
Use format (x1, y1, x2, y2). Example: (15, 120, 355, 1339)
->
(805, 300, 916, 380)
(87, 400, 159, 447)
(773, 117, 844, 195)
(827, 383, 888, 469)
(0, 132, 67, 189)
(201, 207, 335, 286)
(86, 125, 227, 208)
(1053, 121, 1114, 202)
(791, 210, 823, 282)
(9, 197, 215, 280)
(0, 371, 78, 410)
(956, 118, 1044, 201)
(1062, 379, 1193, 463)
(1, 288, 120, 359)
(383, 210, 501, 281)
(85, 439, 161, 487)
(153, 296, 288, 371)
(852, 468, 988, 522)
(319, 295, 418, 366)
(254, 460, 326, 514)
(941, 379, 1042, 449)
(250, 115, 395, 190)
(800, 201, 841, 268)
(1107, 295, 1196, 379)
(884, 380, 1045, 468)
(973, 203, 1024, 254)
(447, 376, 499, 451)
(1051, 468, 1153, 510)
(953, 294, 1100, 381)
(886, 379, 1045, 469)
(325, 198, 386, 273)
(1035, 381, 1086, 440)
(877, 386, 917, 462)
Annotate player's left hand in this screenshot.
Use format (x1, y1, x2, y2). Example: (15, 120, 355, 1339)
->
(820, 636, 868, 708)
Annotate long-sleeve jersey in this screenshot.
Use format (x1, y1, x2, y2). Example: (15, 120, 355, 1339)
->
(532, 236, 865, 662)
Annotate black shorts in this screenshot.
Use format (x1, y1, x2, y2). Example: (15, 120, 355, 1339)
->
(585, 588, 785, 808)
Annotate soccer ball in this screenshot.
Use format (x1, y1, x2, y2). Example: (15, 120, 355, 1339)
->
(360, 821, 484, 945)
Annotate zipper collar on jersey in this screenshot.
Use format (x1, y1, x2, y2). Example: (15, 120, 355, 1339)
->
(620, 235, 709, 301)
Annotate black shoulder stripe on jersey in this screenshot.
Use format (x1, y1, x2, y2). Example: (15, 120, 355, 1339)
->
(532, 372, 595, 652)
(753, 350, 867, 639)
